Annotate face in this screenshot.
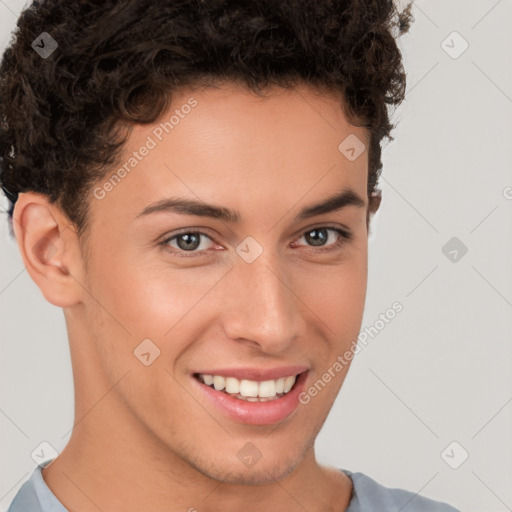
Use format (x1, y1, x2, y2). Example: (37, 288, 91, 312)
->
(72, 82, 373, 485)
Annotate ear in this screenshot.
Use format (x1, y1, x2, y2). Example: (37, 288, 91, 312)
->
(12, 192, 85, 308)
(366, 189, 382, 233)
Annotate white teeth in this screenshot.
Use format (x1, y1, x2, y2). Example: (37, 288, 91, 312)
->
(225, 377, 240, 394)
(198, 373, 298, 399)
(284, 375, 296, 393)
(213, 375, 225, 391)
(239, 379, 259, 397)
(258, 380, 276, 398)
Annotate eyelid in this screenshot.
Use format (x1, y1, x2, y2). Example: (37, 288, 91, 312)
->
(159, 228, 218, 257)
(291, 225, 352, 250)
(292, 223, 352, 241)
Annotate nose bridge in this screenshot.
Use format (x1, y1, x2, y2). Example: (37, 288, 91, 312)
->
(222, 249, 300, 351)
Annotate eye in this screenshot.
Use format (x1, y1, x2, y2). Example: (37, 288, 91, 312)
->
(160, 230, 216, 256)
(293, 226, 351, 251)
(159, 225, 352, 258)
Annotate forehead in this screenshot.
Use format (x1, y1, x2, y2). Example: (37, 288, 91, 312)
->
(88, 82, 369, 227)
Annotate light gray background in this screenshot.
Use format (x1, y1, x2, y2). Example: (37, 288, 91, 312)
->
(1, 1, 511, 511)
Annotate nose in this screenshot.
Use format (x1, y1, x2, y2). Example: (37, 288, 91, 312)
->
(221, 251, 305, 354)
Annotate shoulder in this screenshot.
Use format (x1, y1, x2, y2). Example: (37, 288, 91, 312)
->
(7, 464, 67, 512)
(342, 469, 461, 512)
(6, 478, 42, 512)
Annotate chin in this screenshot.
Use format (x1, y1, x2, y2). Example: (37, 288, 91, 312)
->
(188, 448, 303, 486)
(212, 462, 297, 486)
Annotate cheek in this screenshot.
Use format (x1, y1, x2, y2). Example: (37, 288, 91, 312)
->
(83, 246, 227, 353)
(295, 249, 368, 337)
(295, 257, 366, 411)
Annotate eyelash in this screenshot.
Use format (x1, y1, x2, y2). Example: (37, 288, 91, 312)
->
(159, 225, 352, 258)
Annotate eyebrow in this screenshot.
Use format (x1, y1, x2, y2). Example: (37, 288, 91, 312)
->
(135, 188, 366, 223)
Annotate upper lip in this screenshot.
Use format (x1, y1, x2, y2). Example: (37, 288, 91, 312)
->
(193, 366, 309, 382)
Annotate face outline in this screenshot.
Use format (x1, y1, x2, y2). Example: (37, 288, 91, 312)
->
(15, 82, 379, 496)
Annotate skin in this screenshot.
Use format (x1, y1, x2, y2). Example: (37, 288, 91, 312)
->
(13, 82, 380, 512)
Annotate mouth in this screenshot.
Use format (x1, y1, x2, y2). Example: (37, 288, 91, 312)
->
(191, 369, 309, 425)
(193, 372, 300, 402)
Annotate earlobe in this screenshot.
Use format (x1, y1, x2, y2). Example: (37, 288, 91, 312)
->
(13, 193, 83, 308)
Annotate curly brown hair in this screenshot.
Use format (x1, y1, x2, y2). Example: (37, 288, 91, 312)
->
(0, 0, 412, 239)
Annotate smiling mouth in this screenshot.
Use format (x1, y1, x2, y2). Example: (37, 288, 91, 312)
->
(193, 372, 301, 402)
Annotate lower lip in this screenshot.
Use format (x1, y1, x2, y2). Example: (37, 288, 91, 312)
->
(192, 371, 309, 426)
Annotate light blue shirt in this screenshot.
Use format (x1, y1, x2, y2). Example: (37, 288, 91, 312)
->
(7, 463, 461, 511)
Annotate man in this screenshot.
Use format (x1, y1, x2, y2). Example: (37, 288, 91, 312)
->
(1, 0, 460, 510)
